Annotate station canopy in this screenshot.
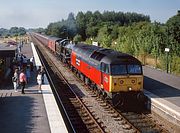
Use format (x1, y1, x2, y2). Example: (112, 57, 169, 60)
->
(0, 43, 17, 57)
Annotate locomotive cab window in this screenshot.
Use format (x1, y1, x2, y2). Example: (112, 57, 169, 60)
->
(101, 62, 109, 74)
(111, 64, 127, 75)
(127, 65, 142, 74)
(111, 64, 142, 75)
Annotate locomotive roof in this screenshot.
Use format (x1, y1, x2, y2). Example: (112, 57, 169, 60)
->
(72, 43, 141, 65)
(34, 33, 62, 42)
(73, 43, 101, 57)
(100, 50, 141, 65)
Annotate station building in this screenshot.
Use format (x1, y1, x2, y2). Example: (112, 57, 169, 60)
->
(0, 43, 17, 85)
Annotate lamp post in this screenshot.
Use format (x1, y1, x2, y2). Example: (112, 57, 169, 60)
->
(90, 38, 93, 44)
(165, 48, 170, 73)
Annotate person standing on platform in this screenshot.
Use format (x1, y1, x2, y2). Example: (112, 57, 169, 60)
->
(37, 71, 42, 93)
(26, 66, 31, 83)
(30, 56, 34, 71)
(19, 69, 27, 94)
(12, 69, 19, 92)
(22, 55, 27, 69)
(41, 66, 45, 84)
(18, 43, 21, 53)
(37, 66, 45, 84)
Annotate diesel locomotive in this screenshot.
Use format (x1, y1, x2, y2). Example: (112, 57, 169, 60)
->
(32, 32, 147, 108)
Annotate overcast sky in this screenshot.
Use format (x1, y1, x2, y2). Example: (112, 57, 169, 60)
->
(0, 0, 179, 29)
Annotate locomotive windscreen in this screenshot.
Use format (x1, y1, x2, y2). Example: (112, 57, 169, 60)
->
(111, 64, 142, 75)
(127, 65, 142, 74)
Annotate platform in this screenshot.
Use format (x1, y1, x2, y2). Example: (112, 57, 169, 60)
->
(31, 42, 68, 133)
(143, 66, 180, 127)
(0, 42, 68, 133)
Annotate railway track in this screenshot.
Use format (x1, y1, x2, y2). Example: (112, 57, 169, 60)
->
(83, 84, 168, 133)
(34, 39, 105, 133)
(32, 36, 169, 133)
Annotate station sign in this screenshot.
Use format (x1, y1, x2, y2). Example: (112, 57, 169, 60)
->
(165, 48, 170, 52)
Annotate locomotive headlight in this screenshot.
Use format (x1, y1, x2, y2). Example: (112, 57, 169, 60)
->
(128, 87, 132, 91)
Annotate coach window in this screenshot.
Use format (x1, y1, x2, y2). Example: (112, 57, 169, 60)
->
(101, 62, 109, 74)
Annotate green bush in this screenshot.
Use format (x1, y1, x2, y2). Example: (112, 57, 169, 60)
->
(171, 56, 180, 75)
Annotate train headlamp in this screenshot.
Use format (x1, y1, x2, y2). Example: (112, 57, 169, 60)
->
(128, 87, 132, 91)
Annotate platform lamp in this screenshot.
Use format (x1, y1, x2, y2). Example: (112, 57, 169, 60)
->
(165, 48, 170, 73)
(90, 38, 93, 44)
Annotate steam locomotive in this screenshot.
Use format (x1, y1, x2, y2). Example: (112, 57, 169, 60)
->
(32, 32, 147, 108)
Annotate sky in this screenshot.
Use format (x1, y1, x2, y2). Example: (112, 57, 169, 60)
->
(0, 0, 179, 29)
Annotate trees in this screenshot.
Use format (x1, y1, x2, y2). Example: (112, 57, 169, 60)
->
(46, 22, 62, 37)
(0, 27, 26, 37)
(114, 22, 167, 66)
(73, 34, 82, 43)
(97, 24, 114, 48)
(45, 10, 180, 74)
(76, 11, 87, 40)
(0, 28, 9, 37)
(166, 11, 180, 56)
(46, 13, 77, 39)
(165, 11, 180, 74)
(18, 27, 26, 35)
(66, 13, 77, 39)
(46, 10, 150, 42)
(9, 27, 19, 36)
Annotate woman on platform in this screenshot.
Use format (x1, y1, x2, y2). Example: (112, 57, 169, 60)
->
(12, 68, 19, 92)
(37, 71, 42, 93)
(19, 69, 27, 94)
